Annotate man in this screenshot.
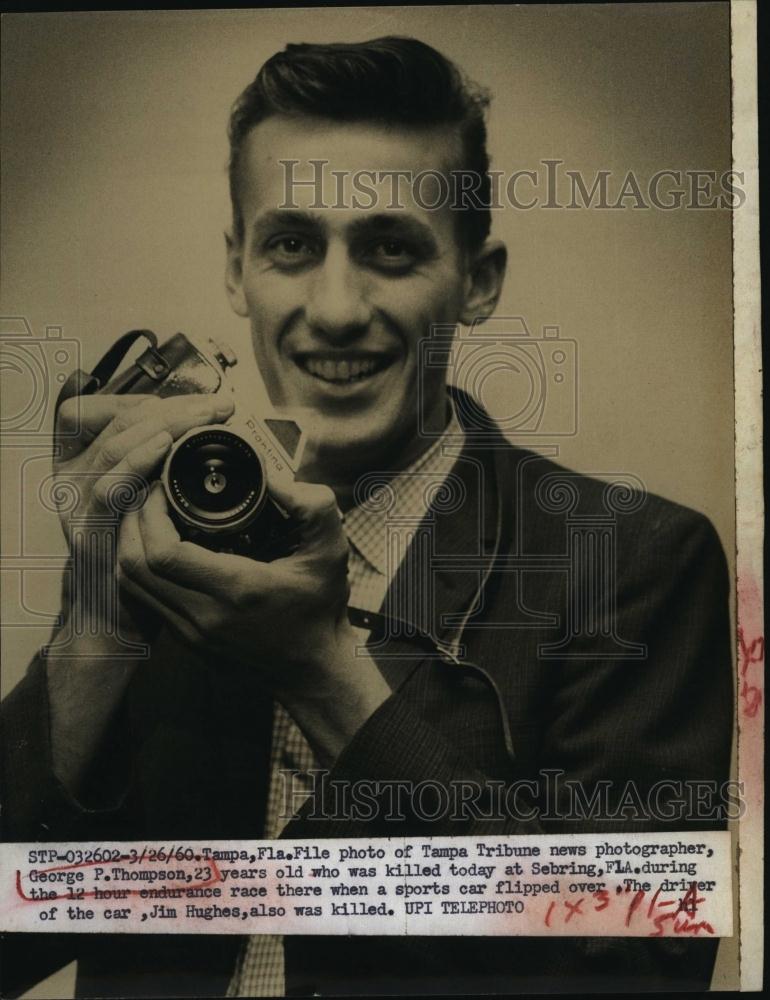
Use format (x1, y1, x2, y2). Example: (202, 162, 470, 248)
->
(1, 36, 732, 997)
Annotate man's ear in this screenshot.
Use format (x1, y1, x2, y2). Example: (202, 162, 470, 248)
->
(224, 230, 249, 318)
(459, 239, 507, 327)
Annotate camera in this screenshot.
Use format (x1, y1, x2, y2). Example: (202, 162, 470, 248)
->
(55, 329, 306, 561)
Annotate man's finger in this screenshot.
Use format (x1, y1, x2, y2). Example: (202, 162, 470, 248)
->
(89, 432, 173, 517)
(57, 393, 153, 437)
(88, 395, 232, 474)
(55, 394, 154, 460)
(118, 509, 212, 627)
(94, 393, 233, 451)
(89, 421, 173, 476)
(137, 484, 264, 598)
(57, 393, 234, 467)
(268, 479, 343, 547)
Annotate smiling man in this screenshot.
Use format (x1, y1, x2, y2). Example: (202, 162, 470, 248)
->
(224, 72, 504, 490)
(1, 36, 732, 999)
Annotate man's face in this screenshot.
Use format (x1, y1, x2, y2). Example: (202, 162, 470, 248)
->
(226, 114, 486, 482)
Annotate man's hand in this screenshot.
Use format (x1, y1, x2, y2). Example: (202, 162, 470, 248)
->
(53, 391, 234, 639)
(117, 480, 392, 765)
(47, 390, 234, 797)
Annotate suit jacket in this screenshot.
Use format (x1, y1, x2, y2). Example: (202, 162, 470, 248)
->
(1, 395, 734, 996)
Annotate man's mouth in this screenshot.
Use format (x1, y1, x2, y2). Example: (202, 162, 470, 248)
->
(294, 353, 394, 385)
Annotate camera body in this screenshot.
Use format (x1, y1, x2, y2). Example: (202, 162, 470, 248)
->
(60, 330, 306, 561)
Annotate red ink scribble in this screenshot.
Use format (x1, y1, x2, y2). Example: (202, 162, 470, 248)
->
(738, 627, 764, 718)
(540, 879, 716, 937)
(645, 885, 662, 919)
(563, 898, 584, 923)
(676, 882, 705, 917)
(15, 854, 222, 903)
(651, 910, 715, 937)
(625, 889, 646, 927)
(649, 882, 713, 937)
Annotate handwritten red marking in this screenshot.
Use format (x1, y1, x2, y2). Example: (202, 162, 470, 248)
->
(646, 885, 662, 919)
(651, 910, 715, 937)
(540, 880, 715, 936)
(563, 898, 584, 923)
(675, 883, 705, 917)
(625, 889, 646, 927)
(738, 627, 764, 718)
(649, 882, 713, 937)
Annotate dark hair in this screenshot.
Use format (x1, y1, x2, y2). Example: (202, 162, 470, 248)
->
(228, 36, 492, 252)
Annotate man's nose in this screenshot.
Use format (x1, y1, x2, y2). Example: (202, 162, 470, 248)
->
(304, 244, 372, 340)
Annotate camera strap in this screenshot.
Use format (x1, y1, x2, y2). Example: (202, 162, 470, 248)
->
(346, 604, 516, 764)
(54, 329, 163, 421)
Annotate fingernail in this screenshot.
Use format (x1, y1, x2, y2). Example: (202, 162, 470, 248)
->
(194, 395, 231, 415)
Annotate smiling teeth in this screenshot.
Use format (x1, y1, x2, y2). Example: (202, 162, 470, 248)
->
(303, 357, 382, 382)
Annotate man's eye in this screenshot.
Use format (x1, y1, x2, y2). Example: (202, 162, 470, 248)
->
(265, 235, 319, 266)
(377, 240, 409, 257)
(364, 239, 418, 272)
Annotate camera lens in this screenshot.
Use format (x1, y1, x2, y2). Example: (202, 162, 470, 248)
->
(163, 426, 266, 533)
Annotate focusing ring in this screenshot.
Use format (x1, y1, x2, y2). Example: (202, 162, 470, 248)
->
(162, 424, 267, 534)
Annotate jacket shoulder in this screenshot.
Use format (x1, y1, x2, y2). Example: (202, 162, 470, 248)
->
(492, 441, 724, 554)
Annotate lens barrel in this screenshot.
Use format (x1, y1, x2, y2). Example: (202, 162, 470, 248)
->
(162, 425, 267, 533)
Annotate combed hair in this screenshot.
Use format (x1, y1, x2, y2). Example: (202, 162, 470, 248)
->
(228, 36, 492, 251)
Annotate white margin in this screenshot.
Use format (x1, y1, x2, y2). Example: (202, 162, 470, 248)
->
(731, 0, 764, 992)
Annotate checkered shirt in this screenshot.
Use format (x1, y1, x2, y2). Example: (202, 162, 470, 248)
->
(227, 409, 464, 997)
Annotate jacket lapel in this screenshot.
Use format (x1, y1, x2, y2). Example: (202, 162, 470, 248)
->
(367, 394, 506, 691)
